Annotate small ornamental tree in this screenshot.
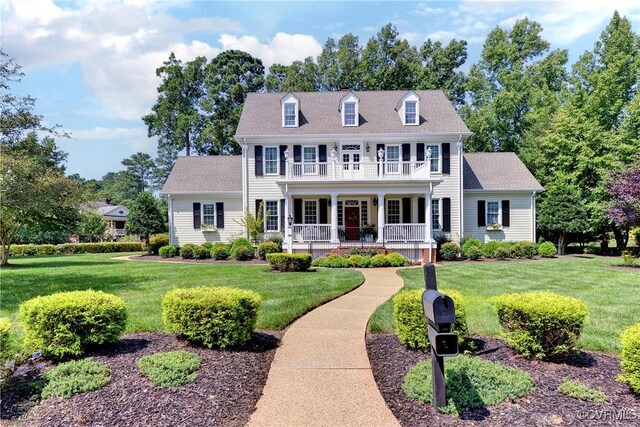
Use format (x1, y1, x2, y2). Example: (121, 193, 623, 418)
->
(76, 210, 107, 242)
(124, 192, 164, 254)
(607, 164, 640, 248)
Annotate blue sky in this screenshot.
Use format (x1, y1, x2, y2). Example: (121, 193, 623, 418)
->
(2, 0, 639, 179)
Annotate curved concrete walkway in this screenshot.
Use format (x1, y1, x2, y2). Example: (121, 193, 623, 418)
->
(248, 268, 403, 427)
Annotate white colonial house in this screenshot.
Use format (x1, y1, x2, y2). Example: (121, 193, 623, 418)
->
(162, 90, 544, 262)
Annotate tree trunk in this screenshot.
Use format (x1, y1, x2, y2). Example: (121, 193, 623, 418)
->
(146, 235, 151, 255)
(558, 233, 566, 255)
(612, 225, 628, 255)
(1, 242, 9, 266)
(185, 129, 190, 156)
(599, 228, 609, 253)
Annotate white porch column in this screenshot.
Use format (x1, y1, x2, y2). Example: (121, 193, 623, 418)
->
(377, 192, 385, 243)
(286, 193, 293, 253)
(330, 193, 339, 243)
(411, 196, 419, 224)
(425, 184, 433, 242)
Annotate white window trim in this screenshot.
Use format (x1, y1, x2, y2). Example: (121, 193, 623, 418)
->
(404, 100, 419, 125)
(282, 101, 298, 127)
(431, 198, 441, 230)
(263, 145, 280, 175)
(385, 144, 401, 174)
(263, 200, 280, 232)
(486, 201, 502, 227)
(386, 198, 402, 224)
(342, 101, 359, 126)
(303, 145, 319, 175)
(303, 199, 319, 224)
(201, 202, 216, 230)
(426, 143, 442, 173)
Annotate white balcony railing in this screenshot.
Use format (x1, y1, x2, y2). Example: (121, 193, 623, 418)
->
(292, 224, 331, 242)
(384, 224, 426, 242)
(286, 161, 432, 181)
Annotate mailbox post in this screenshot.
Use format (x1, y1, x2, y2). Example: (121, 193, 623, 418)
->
(422, 263, 458, 408)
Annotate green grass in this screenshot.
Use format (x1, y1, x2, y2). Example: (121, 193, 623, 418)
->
(557, 379, 607, 403)
(136, 350, 201, 388)
(0, 253, 363, 332)
(403, 355, 534, 415)
(368, 256, 640, 354)
(41, 358, 111, 399)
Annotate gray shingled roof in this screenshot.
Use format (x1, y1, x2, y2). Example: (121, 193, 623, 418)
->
(463, 153, 544, 191)
(235, 90, 470, 136)
(161, 156, 242, 194)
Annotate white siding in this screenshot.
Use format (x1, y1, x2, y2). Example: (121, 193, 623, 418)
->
(463, 192, 534, 243)
(247, 144, 287, 234)
(171, 194, 244, 246)
(430, 140, 461, 241)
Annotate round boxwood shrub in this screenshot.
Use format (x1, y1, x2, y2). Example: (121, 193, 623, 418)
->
(440, 242, 460, 261)
(159, 245, 177, 258)
(258, 241, 281, 260)
(210, 243, 230, 260)
(231, 237, 253, 252)
(347, 254, 370, 268)
(618, 323, 640, 395)
(492, 291, 588, 359)
(537, 241, 557, 258)
(162, 286, 261, 348)
(385, 253, 411, 267)
(148, 233, 169, 255)
(511, 241, 537, 259)
(369, 254, 390, 267)
(19, 290, 127, 358)
(266, 253, 312, 272)
(393, 289, 468, 351)
(481, 240, 500, 258)
(466, 245, 483, 260)
(461, 238, 483, 259)
(180, 243, 196, 260)
(193, 244, 211, 260)
(312, 254, 349, 268)
(494, 244, 511, 260)
(231, 244, 254, 261)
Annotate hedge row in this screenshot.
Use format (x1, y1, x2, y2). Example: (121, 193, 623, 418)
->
(619, 323, 640, 395)
(440, 240, 557, 261)
(266, 253, 312, 272)
(10, 242, 144, 256)
(312, 253, 411, 268)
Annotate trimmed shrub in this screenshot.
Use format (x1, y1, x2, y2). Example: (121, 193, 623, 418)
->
(461, 238, 483, 259)
(148, 234, 169, 255)
(495, 244, 511, 260)
(159, 245, 177, 258)
(347, 247, 379, 257)
(393, 289, 468, 351)
(621, 251, 637, 267)
(386, 253, 411, 267)
(618, 323, 640, 395)
(465, 245, 483, 261)
(162, 286, 261, 348)
(264, 234, 284, 247)
(583, 244, 600, 255)
(347, 254, 370, 268)
(41, 358, 111, 399)
(403, 355, 533, 415)
(231, 244, 254, 261)
(266, 253, 312, 272)
(492, 292, 588, 359)
(10, 242, 144, 256)
(231, 237, 253, 251)
(19, 290, 127, 358)
(0, 318, 12, 354)
(482, 240, 500, 258)
(193, 245, 211, 260)
(558, 379, 607, 403)
(136, 350, 201, 388)
(180, 243, 196, 260)
(369, 254, 390, 267)
(258, 241, 281, 260)
(631, 227, 640, 248)
(36, 244, 57, 256)
(201, 242, 214, 252)
(537, 241, 557, 258)
(511, 241, 536, 259)
(210, 243, 230, 260)
(440, 242, 460, 261)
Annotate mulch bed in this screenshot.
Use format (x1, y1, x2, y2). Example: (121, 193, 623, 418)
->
(3, 331, 281, 427)
(367, 333, 640, 426)
(129, 255, 268, 265)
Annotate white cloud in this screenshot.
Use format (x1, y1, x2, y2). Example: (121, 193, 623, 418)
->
(425, 31, 458, 42)
(416, 3, 446, 15)
(219, 32, 323, 68)
(70, 126, 147, 141)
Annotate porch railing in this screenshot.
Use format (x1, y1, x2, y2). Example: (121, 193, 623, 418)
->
(286, 161, 432, 181)
(292, 224, 331, 242)
(290, 224, 428, 243)
(384, 224, 426, 242)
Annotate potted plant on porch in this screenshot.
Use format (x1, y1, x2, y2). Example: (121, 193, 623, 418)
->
(360, 224, 377, 242)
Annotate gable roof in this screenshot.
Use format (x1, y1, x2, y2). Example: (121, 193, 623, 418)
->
(463, 153, 544, 191)
(236, 90, 470, 137)
(161, 156, 242, 194)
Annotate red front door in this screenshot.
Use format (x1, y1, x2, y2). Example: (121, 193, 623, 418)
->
(344, 206, 360, 240)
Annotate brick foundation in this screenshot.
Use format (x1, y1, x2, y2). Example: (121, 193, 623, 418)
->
(422, 248, 438, 264)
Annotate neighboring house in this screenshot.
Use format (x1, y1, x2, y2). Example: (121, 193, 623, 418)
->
(162, 90, 544, 262)
(92, 201, 129, 239)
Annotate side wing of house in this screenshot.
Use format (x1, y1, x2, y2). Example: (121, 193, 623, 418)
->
(462, 153, 544, 243)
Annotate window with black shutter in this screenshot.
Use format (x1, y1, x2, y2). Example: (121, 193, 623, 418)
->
(280, 199, 285, 230)
(279, 145, 287, 176)
(293, 145, 302, 162)
(501, 200, 510, 227)
(294, 199, 303, 224)
(418, 197, 425, 223)
(442, 143, 450, 174)
(477, 200, 486, 227)
(193, 203, 201, 229)
(417, 143, 425, 162)
(319, 199, 328, 224)
(216, 202, 224, 228)
(442, 198, 451, 232)
(402, 198, 411, 223)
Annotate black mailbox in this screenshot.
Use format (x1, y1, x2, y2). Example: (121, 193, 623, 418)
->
(428, 327, 459, 357)
(422, 289, 456, 325)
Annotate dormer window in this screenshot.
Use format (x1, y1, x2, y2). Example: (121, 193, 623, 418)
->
(281, 93, 299, 127)
(340, 91, 359, 127)
(344, 102, 356, 125)
(405, 101, 417, 124)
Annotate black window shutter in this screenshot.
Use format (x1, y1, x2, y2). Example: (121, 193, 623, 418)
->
(319, 199, 328, 224)
(293, 145, 302, 162)
(477, 200, 486, 227)
(502, 200, 510, 227)
(376, 144, 384, 174)
(418, 197, 426, 223)
(216, 202, 224, 229)
(442, 143, 450, 174)
(294, 199, 303, 224)
(402, 198, 411, 223)
(442, 198, 451, 232)
(402, 143, 410, 161)
(417, 143, 425, 161)
(279, 145, 287, 176)
(255, 145, 263, 176)
(319, 145, 327, 162)
(280, 199, 285, 231)
(193, 203, 201, 229)
(255, 199, 263, 232)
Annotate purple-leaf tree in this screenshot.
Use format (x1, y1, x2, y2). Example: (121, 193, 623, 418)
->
(606, 164, 640, 230)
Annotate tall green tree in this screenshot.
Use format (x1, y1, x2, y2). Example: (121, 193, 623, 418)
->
(76, 210, 107, 243)
(143, 53, 207, 157)
(417, 39, 468, 107)
(124, 192, 165, 254)
(317, 34, 363, 91)
(152, 143, 180, 190)
(121, 152, 155, 193)
(200, 50, 265, 155)
(462, 18, 568, 153)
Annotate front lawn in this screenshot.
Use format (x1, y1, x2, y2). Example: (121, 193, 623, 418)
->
(0, 253, 363, 332)
(368, 256, 639, 354)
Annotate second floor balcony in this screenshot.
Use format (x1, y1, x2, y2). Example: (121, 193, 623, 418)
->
(284, 160, 435, 181)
